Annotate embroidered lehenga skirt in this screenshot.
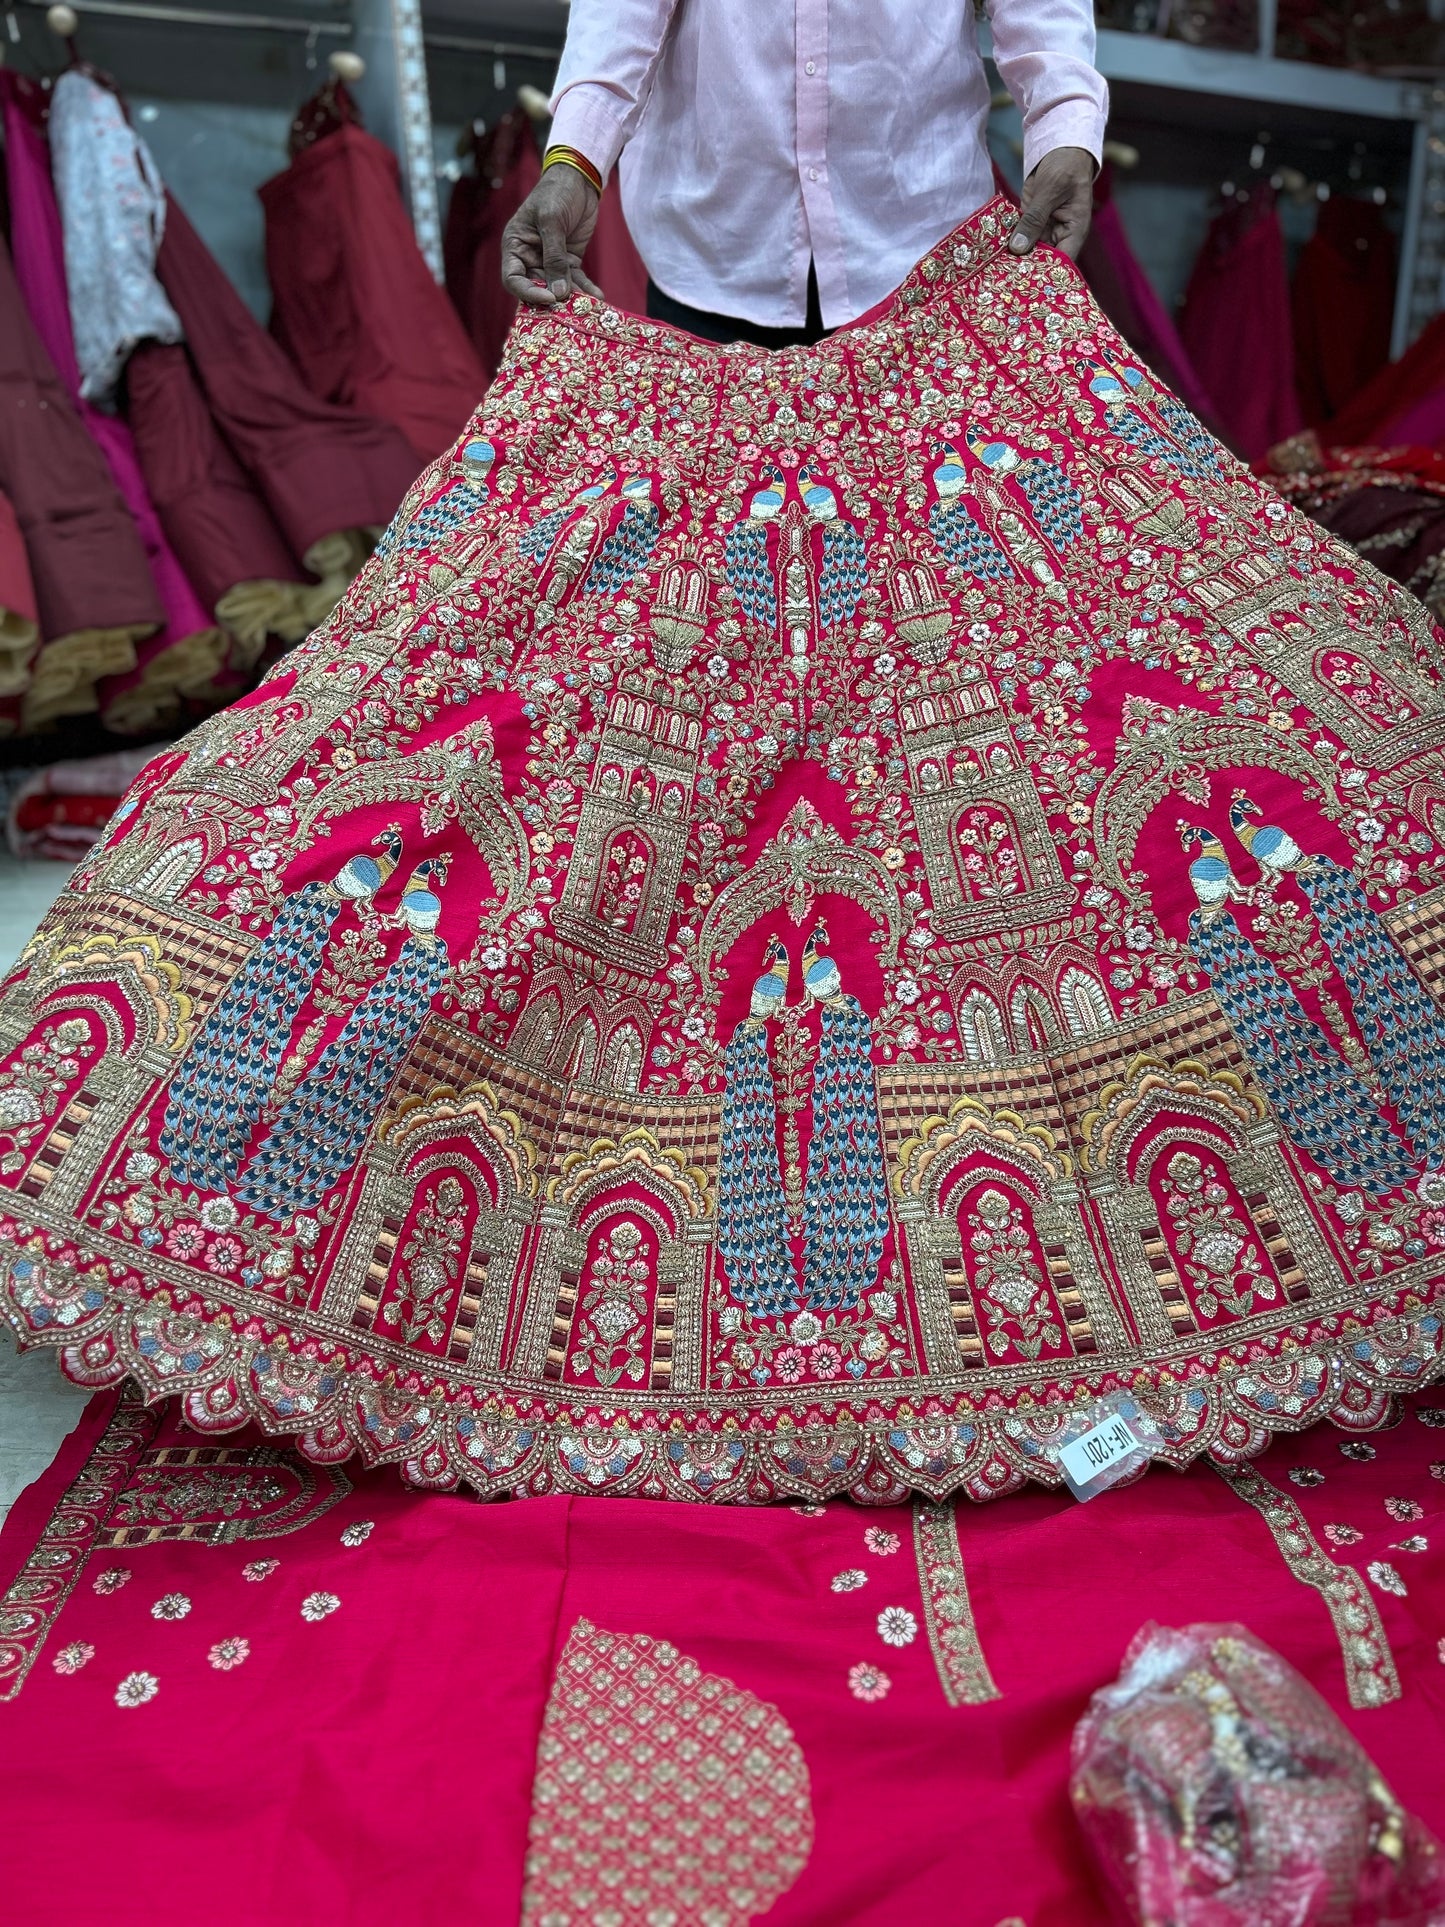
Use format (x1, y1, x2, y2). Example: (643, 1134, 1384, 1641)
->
(3, 198, 1445, 1505)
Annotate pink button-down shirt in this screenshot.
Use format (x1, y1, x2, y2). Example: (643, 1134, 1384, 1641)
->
(549, 0, 1107, 329)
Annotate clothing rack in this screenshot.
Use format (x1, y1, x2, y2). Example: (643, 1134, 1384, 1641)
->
(421, 31, 559, 64)
(12, 0, 350, 35)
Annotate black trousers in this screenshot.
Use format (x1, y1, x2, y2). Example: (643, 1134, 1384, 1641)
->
(644, 264, 829, 348)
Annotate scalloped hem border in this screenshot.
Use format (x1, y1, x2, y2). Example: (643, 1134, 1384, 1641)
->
(5, 1262, 1442, 1507)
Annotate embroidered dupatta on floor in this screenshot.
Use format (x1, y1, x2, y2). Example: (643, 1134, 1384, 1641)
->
(3, 201, 1445, 1506)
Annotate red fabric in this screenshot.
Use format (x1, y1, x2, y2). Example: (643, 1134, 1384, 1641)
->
(444, 109, 542, 381)
(154, 194, 418, 563)
(1292, 198, 1397, 431)
(5, 200, 1445, 1505)
(1180, 183, 1303, 460)
(1077, 165, 1219, 427)
(584, 187, 649, 316)
(1327, 314, 1445, 454)
(261, 121, 486, 464)
(0, 1385, 1442, 1924)
(0, 67, 224, 734)
(0, 233, 160, 647)
(0, 487, 38, 631)
(124, 341, 305, 613)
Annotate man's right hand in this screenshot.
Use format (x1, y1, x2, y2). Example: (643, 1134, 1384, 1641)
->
(501, 165, 604, 308)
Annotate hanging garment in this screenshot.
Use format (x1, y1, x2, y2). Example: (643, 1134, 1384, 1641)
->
(6, 202, 1445, 1501)
(2, 71, 224, 735)
(1292, 197, 1397, 430)
(1260, 437, 1445, 624)
(0, 233, 157, 729)
(445, 110, 542, 381)
(0, 1381, 1442, 1924)
(1180, 182, 1303, 460)
(46, 68, 182, 407)
(1327, 311, 1445, 453)
(0, 489, 39, 706)
(584, 183, 649, 318)
(261, 118, 486, 463)
(152, 194, 418, 586)
(124, 342, 317, 672)
(1076, 163, 1218, 426)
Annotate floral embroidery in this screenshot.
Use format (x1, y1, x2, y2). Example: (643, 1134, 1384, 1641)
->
(848, 1662, 892, 1703)
(864, 1528, 900, 1557)
(150, 1592, 192, 1620)
(1430, 1461, 1445, 1482)
(1341, 1442, 1378, 1462)
(1366, 1560, 1407, 1596)
(4, 200, 1445, 1506)
(340, 1521, 374, 1547)
(1218, 1465, 1399, 1709)
(877, 1605, 919, 1648)
(1323, 1523, 1363, 1546)
(52, 1642, 94, 1675)
(912, 1501, 1001, 1707)
(831, 1569, 867, 1592)
(93, 1568, 132, 1595)
(1288, 1467, 1325, 1488)
(1418, 1408, 1445, 1428)
(521, 1618, 813, 1923)
(300, 1591, 340, 1621)
(1384, 1497, 1423, 1522)
(1391, 1535, 1428, 1553)
(790, 1504, 826, 1517)
(208, 1637, 250, 1670)
(242, 1559, 280, 1581)
(115, 1671, 158, 1707)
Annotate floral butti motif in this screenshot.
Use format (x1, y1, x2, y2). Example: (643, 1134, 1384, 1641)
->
(2, 200, 1445, 1503)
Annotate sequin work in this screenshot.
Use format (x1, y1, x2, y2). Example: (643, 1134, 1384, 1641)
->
(2, 200, 1445, 1505)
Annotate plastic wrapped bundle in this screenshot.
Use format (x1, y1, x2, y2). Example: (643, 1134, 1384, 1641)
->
(1071, 1623, 1445, 1927)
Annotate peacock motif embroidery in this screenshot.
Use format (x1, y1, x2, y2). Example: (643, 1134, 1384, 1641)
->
(236, 859, 450, 1221)
(1180, 819, 1415, 1193)
(718, 925, 890, 1321)
(160, 828, 403, 1192)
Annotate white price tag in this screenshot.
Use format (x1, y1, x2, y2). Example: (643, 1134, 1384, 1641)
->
(1058, 1412, 1140, 1489)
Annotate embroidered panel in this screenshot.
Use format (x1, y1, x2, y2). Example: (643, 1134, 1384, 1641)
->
(2, 198, 1445, 1501)
(520, 1616, 813, 1925)
(913, 1500, 1001, 1706)
(0, 1389, 157, 1700)
(1216, 1464, 1400, 1710)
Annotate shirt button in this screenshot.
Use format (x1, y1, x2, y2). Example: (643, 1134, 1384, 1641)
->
(805, 59, 816, 74)
(808, 166, 819, 181)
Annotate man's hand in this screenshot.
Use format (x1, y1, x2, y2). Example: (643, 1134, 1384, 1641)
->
(501, 165, 605, 308)
(1009, 146, 1095, 262)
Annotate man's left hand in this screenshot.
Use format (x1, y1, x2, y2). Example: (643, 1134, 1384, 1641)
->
(1009, 147, 1095, 261)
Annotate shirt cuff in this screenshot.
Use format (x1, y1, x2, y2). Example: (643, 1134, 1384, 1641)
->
(1021, 96, 1108, 180)
(547, 83, 631, 182)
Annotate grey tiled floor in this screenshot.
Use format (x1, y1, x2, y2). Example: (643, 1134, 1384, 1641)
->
(0, 855, 89, 1530)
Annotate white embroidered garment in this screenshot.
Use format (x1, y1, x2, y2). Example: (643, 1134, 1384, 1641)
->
(48, 70, 182, 405)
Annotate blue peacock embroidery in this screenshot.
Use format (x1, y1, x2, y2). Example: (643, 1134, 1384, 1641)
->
(585, 476, 661, 593)
(235, 860, 450, 1221)
(160, 829, 403, 1191)
(799, 922, 890, 1312)
(964, 425, 1084, 550)
(717, 926, 890, 1319)
(1181, 822, 1415, 1193)
(1083, 357, 1223, 479)
(376, 438, 495, 564)
(724, 466, 785, 622)
(717, 937, 795, 1318)
(799, 465, 869, 627)
(927, 440, 1015, 580)
(1231, 792, 1445, 1167)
